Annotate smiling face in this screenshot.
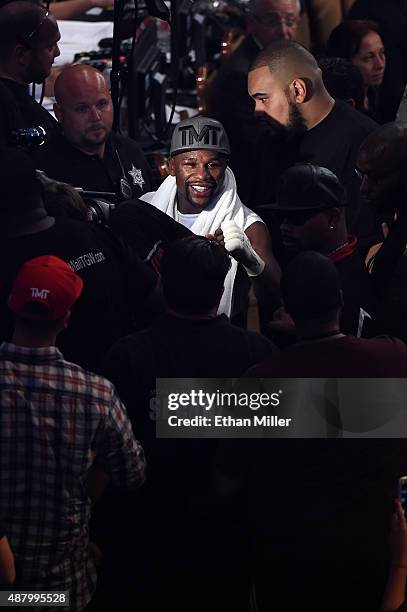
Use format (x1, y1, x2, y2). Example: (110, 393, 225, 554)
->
(169, 150, 228, 214)
(352, 31, 386, 87)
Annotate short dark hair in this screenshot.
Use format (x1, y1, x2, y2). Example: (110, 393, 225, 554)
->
(39, 174, 89, 221)
(0, 1, 46, 57)
(250, 39, 318, 74)
(319, 56, 365, 110)
(326, 19, 382, 62)
(160, 236, 231, 315)
(281, 251, 342, 323)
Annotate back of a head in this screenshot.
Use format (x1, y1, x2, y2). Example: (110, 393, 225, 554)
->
(0, 0, 45, 59)
(37, 172, 89, 221)
(326, 19, 380, 61)
(250, 39, 319, 79)
(8, 254, 83, 325)
(281, 251, 342, 323)
(0, 146, 43, 216)
(359, 121, 407, 167)
(319, 56, 365, 110)
(160, 236, 231, 316)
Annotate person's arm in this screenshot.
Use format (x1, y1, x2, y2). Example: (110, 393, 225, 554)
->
(381, 499, 407, 612)
(85, 464, 110, 505)
(49, 0, 113, 20)
(209, 221, 281, 312)
(97, 385, 146, 490)
(0, 534, 15, 585)
(243, 221, 281, 308)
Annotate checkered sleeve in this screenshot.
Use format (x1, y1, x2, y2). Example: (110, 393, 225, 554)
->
(98, 385, 146, 489)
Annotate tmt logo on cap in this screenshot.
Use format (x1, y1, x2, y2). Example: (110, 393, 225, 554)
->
(178, 124, 222, 148)
(8, 255, 83, 321)
(170, 116, 231, 156)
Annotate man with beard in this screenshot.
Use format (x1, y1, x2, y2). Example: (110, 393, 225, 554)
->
(34, 64, 153, 202)
(206, 0, 301, 205)
(249, 39, 379, 252)
(140, 116, 281, 323)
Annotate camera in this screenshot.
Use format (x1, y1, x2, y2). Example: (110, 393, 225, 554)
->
(85, 198, 116, 225)
(10, 125, 46, 150)
(78, 190, 117, 225)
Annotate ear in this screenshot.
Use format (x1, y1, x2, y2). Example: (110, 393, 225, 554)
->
(53, 102, 62, 123)
(346, 98, 356, 109)
(327, 207, 341, 228)
(62, 310, 71, 329)
(290, 78, 308, 103)
(169, 156, 176, 177)
(14, 43, 31, 67)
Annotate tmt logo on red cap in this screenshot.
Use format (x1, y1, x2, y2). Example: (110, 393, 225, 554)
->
(30, 288, 50, 300)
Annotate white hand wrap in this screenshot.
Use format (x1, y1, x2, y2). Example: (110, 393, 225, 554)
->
(221, 220, 265, 277)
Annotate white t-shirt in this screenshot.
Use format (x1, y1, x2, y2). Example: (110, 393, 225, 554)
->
(176, 210, 201, 230)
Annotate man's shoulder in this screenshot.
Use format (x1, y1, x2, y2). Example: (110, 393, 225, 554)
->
(62, 357, 117, 398)
(339, 334, 407, 373)
(235, 326, 275, 353)
(208, 315, 276, 360)
(358, 334, 407, 355)
(108, 132, 144, 155)
(104, 327, 154, 370)
(331, 100, 377, 135)
(0, 344, 116, 404)
(245, 334, 407, 377)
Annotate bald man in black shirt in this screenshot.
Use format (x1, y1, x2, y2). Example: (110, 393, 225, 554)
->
(34, 64, 154, 201)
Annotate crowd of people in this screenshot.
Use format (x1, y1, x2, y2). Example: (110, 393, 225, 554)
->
(2, 0, 407, 611)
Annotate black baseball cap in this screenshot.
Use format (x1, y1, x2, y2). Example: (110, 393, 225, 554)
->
(266, 163, 346, 211)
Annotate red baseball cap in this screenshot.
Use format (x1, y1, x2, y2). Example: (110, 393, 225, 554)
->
(8, 255, 83, 321)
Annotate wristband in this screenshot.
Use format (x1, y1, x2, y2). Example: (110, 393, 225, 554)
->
(221, 220, 265, 277)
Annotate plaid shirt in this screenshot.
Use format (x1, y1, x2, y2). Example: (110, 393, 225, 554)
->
(0, 342, 145, 611)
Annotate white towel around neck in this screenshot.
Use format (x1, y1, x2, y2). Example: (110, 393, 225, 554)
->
(140, 167, 262, 317)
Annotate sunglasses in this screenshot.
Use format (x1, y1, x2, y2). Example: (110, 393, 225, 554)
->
(20, 9, 49, 47)
(272, 209, 323, 226)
